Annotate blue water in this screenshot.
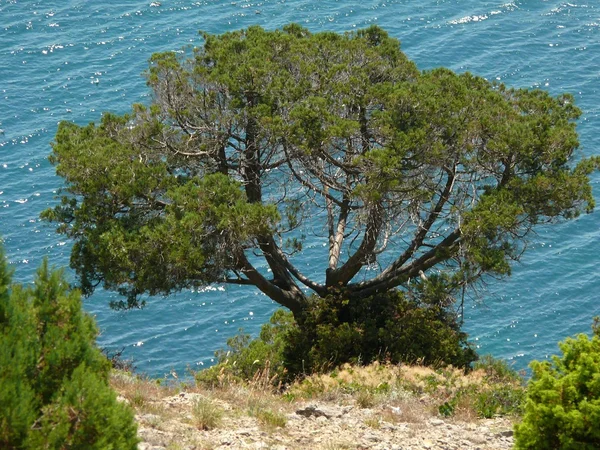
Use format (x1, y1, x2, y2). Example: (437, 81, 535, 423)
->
(2, 0, 600, 377)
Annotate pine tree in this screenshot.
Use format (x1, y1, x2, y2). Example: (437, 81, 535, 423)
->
(514, 319, 600, 449)
(0, 244, 138, 449)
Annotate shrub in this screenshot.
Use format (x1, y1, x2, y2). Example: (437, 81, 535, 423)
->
(283, 291, 477, 378)
(197, 290, 476, 386)
(0, 246, 138, 449)
(514, 319, 600, 449)
(471, 355, 525, 418)
(474, 354, 524, 383)
(473, 383, 525, 418)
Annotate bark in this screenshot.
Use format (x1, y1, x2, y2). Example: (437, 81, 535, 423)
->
(326, 202, 384, 287)
(237, 252, 305, 315)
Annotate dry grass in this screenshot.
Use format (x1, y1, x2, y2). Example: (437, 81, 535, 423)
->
(253, 408, 287, 429)
(191, 396, 223, 430)
(381, 401, 428, 424)
(320, 441, 356, 450)
(284, 360, 523, 423)
(364, 416, 381, 429)
(355, 390, 376, 408)
(111, 359, 522, 449)
(185, 374, 293, 433)
(244, 391, 288, 430)
(287, 362, 418, 410)
(111, 372, 173, 401)
(200, 381, 293, 420)
(111, 371, 177, 418)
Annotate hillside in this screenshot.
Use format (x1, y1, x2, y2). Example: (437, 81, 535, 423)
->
(111, 362, 520, 450)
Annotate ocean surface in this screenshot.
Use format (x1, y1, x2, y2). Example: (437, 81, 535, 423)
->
(2, 0, 600, 378)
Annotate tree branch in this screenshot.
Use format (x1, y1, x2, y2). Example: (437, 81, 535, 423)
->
(329, 196, 350, 269)
(237, 251, 305, 314)
(379, 167, 456, 280)
(326, 202, 384, 286)
(348, 228, 462, 297)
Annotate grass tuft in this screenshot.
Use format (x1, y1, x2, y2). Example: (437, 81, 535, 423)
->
(192, 397, 223, 430)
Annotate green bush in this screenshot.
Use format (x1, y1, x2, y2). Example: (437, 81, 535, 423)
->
(0, 246, 138, 449)
(470, 355, 526, 418)
(474, 383, 525, 418)
(283, 291, 477, 378)
(514, 319, 600, 449)
(430, 356, 525, 419)
(197, 290, 477, 385)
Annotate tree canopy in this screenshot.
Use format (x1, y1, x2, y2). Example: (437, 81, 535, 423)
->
(44, 24, 598, 315)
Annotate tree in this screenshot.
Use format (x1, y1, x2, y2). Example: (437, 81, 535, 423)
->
(44, 25, 598, 318)
(0, 244, 138, 449)
(514, 319, 600, 449)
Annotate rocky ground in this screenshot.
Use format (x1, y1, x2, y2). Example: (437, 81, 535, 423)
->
(112, 363, 520, 450)
(134, 392, 514, 450)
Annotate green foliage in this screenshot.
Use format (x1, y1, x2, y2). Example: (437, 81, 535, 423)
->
(44, 24, 598, 318)
(437, 382, 525, 419)
(283, 291, 477, 378)
(25, 366, 138, 449)
(43, 119, 279, 308)
(44, 25, 600, 400)
(470, 355, 525, 418)
(198, 291, 476, 386)
(514, 319, 600, 449)
(0, 245, 138, 449)
(474, 383, 525, 418)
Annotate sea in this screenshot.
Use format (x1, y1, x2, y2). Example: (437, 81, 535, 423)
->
(2, 0, 600, 378)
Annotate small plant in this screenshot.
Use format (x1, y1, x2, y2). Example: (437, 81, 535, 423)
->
(434, 379, 524, 419)
(128, 388, 148, 408)
(195, 310, 292, 388)
(254, 409, 287, 429)
(364, 417, 381, 429)
(475, 384, 524, 418)
(438, 400, 456, 417)
(288, 377, 328, 399)
(246, 396, 287, 429)
(356, 389, 376, 408)
(421, 374, 442, 394)
(374, 381, 391, 394)
(192, 397, 223, 430)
